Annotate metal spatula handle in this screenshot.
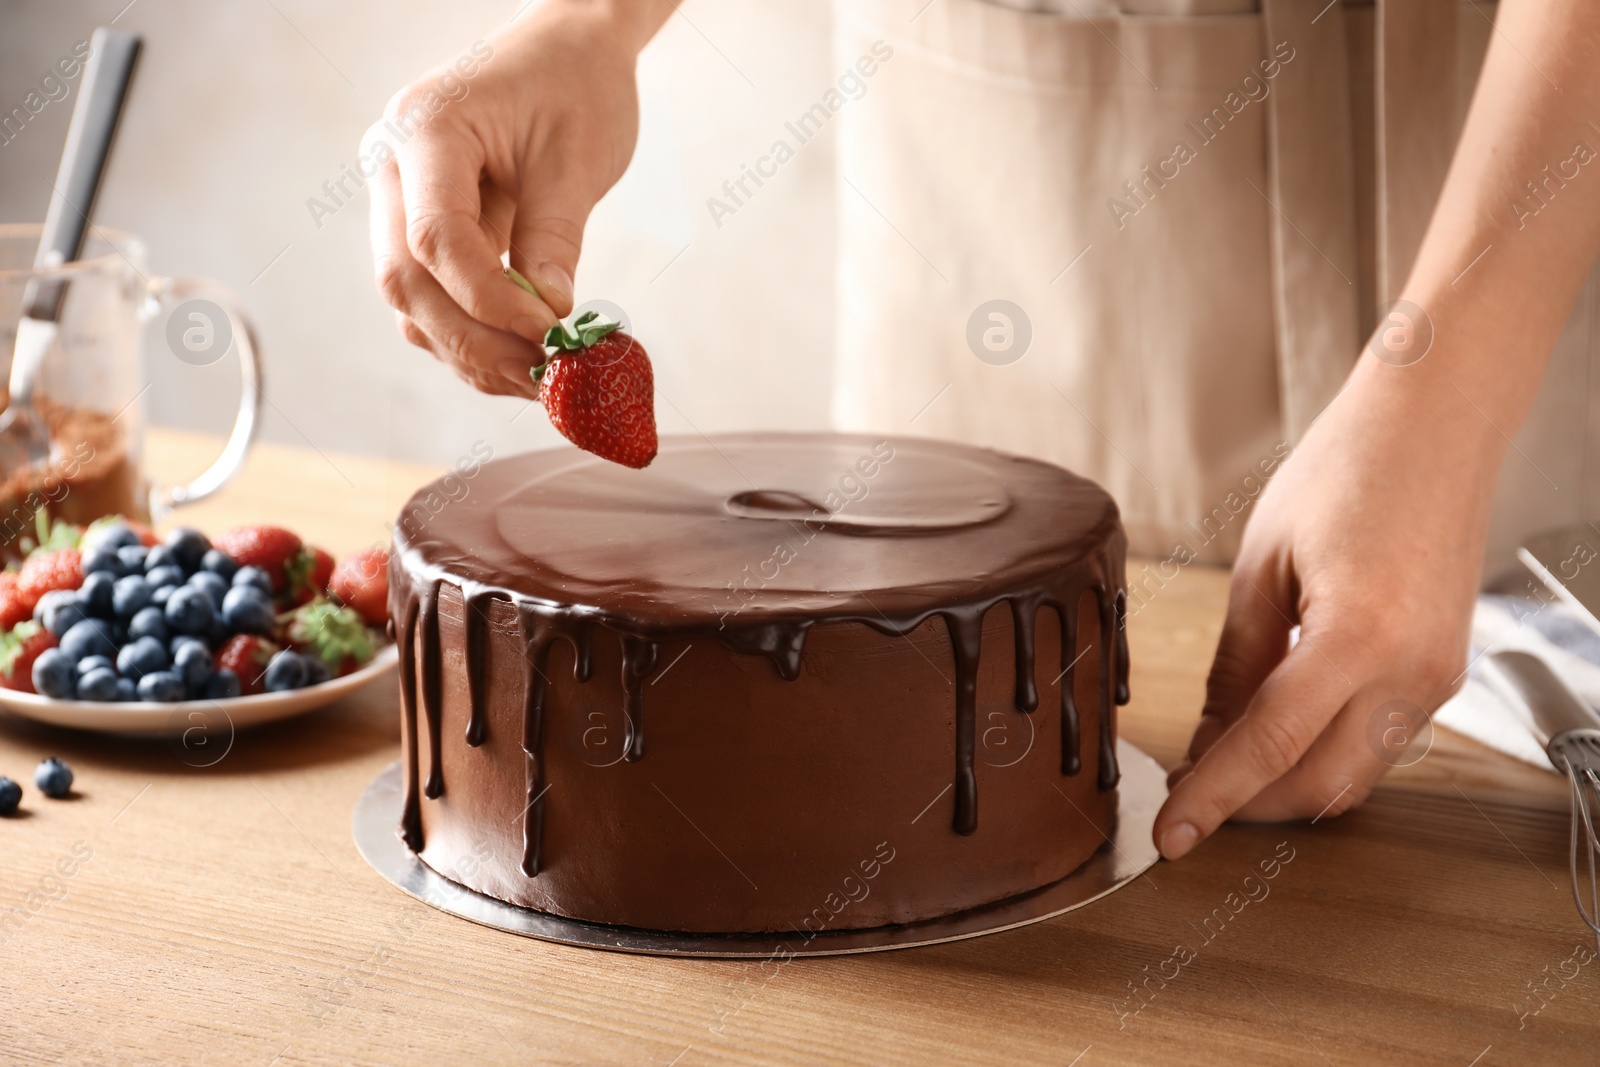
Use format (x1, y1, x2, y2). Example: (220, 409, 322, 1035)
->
(1481, 650, 1600, 755)
(24, 27, 142, 323)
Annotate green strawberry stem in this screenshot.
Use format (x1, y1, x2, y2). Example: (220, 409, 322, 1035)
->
(544, 310, 621, 351)
(506, 266, 541, 299)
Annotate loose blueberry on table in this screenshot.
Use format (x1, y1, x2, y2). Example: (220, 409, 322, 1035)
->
(0, 515, 391, 703)
(34, 757, 72, 798)
(0, 776, 20, 815)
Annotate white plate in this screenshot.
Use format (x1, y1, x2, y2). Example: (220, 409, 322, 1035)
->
(0, 643, 398, 735)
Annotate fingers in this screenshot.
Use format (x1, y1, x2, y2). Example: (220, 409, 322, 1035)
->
(505, 194, 586, 320)
(368, 145, 543, 399)
(1188, 555, 1297, 765)
(1154, 639, 1355, 860)
(386, 110, 560, 344)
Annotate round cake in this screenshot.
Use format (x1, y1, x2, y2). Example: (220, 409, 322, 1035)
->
(388, 432, 1128, 934)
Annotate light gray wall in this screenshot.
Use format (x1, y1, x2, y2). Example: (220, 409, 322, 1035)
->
(0, 0, 836, 465)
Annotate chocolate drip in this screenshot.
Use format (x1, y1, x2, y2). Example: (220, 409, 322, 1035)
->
(397, 598, 423, 850)
(1056, 599, 1082, 777)
(519, 605, 553, 878)
(1114, 590, 1131, 707)
(390, 434, 1130, 868)
(945, 610, 984, 835)
(1096, 589, 1121, 791)
(419, 581, 444, 799)
(463, 590, 505, 747)
(1010, 595, 1041, 713)
(722, 623, 810, 680)
(621, 636, 660, 762)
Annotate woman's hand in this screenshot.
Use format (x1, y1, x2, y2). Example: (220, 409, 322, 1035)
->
(366, 1, 669, 398)
(1152, 357, 1504, 859)
(1154, 0, 1600, 860)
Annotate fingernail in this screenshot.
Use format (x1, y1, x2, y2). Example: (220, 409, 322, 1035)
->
(1159, 822, 1200, 861)
(512, 315, 552, 343)
(533, 261, 574, 310)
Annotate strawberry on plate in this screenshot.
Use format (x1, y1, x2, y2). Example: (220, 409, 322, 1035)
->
(216, 634, 281, 696)
(285, 546, 335, 607)
(0, 622, 58, 694)
(286, 599, 375, 676)
(328, 547, 388, 627)
(520, 299, 656, 470)
(16, 548, 82, 615)
(0, 573, 30, 630)
(213, 526, 306, 595)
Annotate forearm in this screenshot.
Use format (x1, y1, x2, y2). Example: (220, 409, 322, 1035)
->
(517, 0, 677, 55)
(1355, 0, 1600, 450)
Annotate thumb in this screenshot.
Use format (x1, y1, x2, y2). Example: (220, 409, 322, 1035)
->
(507, 193, 587, 321)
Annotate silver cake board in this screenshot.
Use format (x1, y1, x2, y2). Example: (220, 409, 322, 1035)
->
(351, 739, 1166, 958)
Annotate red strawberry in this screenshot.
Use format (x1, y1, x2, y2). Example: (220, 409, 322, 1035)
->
(16, 548, 82, 613)
(328, 547, 389, 626)
(286, 599, 375, 675)
(0, 574, 28, 630)
(285, 546, 335, 606)
(0, 623, 58, 694)
(214, 526, 305, 594)
(216, 634, 281, 696)
(535, 312, 657, 469)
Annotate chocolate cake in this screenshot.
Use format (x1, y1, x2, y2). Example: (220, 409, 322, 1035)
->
(389, 432, 1129, 934)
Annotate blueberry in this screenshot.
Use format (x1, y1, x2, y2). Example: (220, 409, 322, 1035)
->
(75, 655, 114, 678)
(143, 544, 179, 573)
(82, 545, 123, 577)
(233, 566, 272, 595)
(204, 669, 242, 700)
(128, 605, 169, 643)
(59, 619, 118, 663)
(31, 648, 75, 699)
(201, 549, 239, 581)
(151, 584, 177, 607)
(173, 641, 213, 689)
(111, 575, 153, 619)
(205, 615, 229, 649)
(116, 544, 148, 574)
(165, 528, 211, 572)
(115, 677, 137, 701)
(117, 636, 169, 680)
(33, 758, 72, 798)
(79, 571, 116, 616)
(110, 619, 130, 645)
(304, 656, 332, 686)
(165, 587, 215, 636)
(76, 667, 119, 702)
(145, 565, 185, 590)
(95, 523, 142, 550)
(170, 633, 206, 659)
(0, 777, 20, 815)
(136, 670, 185, 703)
(189, 572, 230, 611)
(263, 650, 309, 692)
(36, 590, 90, 636)
(221, 585, 275, 636)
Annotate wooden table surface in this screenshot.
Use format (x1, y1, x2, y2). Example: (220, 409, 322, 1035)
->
(1, 429, 1595, 1066)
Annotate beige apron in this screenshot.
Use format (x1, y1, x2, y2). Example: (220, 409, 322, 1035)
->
(832, 0, 1600, 576)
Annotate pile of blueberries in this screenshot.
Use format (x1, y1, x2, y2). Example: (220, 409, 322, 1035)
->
(30, 524, 325, 702)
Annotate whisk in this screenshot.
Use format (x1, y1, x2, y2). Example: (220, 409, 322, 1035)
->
(1482, 650, 1600, 954)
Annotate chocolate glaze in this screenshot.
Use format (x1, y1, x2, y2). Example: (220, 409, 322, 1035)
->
(389, 433, 1129, 927)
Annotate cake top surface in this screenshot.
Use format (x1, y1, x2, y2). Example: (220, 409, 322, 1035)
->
(394, 432, 1120, 630)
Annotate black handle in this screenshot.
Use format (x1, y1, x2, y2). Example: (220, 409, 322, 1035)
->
(24, 27, 142, 322)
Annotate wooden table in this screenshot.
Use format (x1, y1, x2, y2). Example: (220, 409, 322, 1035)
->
(1, 429, 1594, 1065)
